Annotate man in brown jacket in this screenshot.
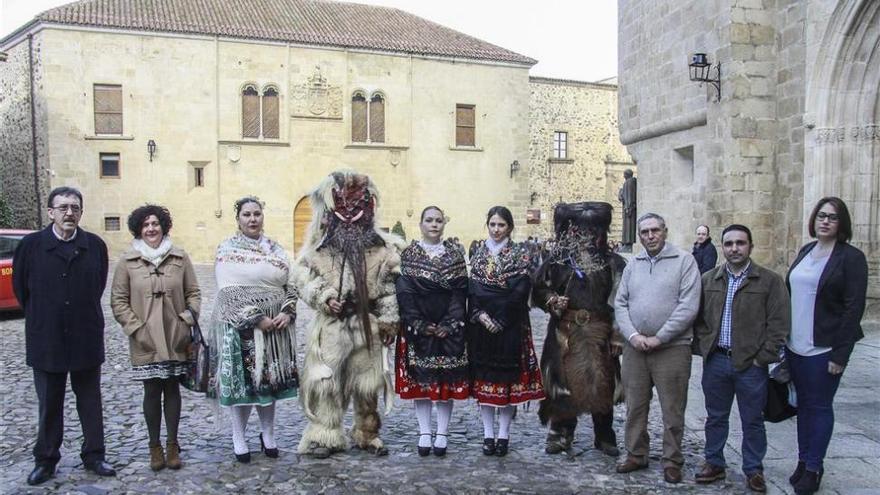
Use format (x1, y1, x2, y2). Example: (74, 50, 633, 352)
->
(693, 224, 790, 493)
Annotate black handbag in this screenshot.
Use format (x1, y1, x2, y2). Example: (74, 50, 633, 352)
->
(182, 308, 210, 393)
(764, 379, 797, 422)
(764, 352, 796, 423)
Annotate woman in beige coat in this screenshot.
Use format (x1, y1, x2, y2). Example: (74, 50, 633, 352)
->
(111, 204, 200, 471)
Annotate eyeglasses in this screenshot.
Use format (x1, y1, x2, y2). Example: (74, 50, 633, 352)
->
(816, 212, 839, 222)
(51, 204, 82, 214)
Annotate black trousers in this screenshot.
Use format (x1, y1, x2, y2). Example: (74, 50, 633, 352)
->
(32, 366, 106, 467)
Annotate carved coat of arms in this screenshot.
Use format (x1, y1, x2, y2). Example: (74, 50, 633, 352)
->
(292, 66, 342, 119)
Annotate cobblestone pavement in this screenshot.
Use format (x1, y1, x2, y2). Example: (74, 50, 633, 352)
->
(1, 264, 877, 494)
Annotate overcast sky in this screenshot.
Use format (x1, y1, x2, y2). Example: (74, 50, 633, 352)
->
(1, 0, 618, 82)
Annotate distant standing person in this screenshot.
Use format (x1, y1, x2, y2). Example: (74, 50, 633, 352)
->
(785, 197, 868, 495)
(618, 169, 637, 252)
(692, 225, 718, 274)
(12, 187, 117, 486)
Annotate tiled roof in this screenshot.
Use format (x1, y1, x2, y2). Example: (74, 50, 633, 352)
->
(35, 0, 536, 65)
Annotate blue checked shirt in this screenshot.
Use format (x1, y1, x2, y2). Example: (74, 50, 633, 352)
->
(718, 261, 752, 349)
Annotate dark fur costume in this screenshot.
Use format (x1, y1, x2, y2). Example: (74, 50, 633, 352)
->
(532, 202, 625, 453)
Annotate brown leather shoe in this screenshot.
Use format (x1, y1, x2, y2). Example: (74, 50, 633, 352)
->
(747, 472, 767, 492)
(166, 442, 182, 470)
(149, 445, 165, 471)
(695, 463, 726, 483)
(664, 466, 683, 484)
(616, 457, 648, 473)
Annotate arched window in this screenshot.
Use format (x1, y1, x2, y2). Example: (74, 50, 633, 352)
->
(351, 91, 386, 143)
(262, 86, 279, 139)
(369, 93, 385, 143)
(242, 85, 260, 138)
(351, 92, 368, 143)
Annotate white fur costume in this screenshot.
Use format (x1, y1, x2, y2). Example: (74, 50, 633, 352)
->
(293, 171, 402, 455)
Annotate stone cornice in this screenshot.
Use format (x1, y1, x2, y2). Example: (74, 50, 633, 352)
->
(529, 76, 618, 90)
(620, 109, 707, 145)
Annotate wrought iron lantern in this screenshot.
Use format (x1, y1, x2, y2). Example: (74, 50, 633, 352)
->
(509, 159, 520, 178)
(689, 53, 721, 100)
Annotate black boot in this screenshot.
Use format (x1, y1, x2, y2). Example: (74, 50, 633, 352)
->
(793, 469, 822, 495)
(789, 461, 806, 486)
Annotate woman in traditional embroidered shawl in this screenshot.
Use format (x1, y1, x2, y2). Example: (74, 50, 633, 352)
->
(468, 206, 545, 457)
(111, 204, 200, 471)
(207, 197, 298, 463)
(395, 206, 469, 457)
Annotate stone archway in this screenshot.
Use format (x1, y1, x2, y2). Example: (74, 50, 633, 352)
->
(293, 196, 312, 256)
(805, 0, 879, 316)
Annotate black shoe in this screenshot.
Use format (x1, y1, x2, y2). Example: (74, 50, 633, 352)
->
(83, 460, 116, 477)
(482, 438, 496, 456)
(789, 461, 806, 486)
(495, 438, 509, 457)
(794, 469, 822, 495)
(594, 440, 620, 457)
(234, 452, 251, 463)
(26, 465, 54, 486)
(417, 433, 432, 457)
(433, 433, 447, 457)
(259, 433, 279, 458)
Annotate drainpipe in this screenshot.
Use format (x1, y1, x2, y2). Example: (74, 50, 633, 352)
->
(28, 33, 42, 228)
(214, 35, 222, 219)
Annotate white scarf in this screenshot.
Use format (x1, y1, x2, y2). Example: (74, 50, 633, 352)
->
(419, 240, 446, 258)
(132, 237, 173, 266)
(485, 237, 509, 256)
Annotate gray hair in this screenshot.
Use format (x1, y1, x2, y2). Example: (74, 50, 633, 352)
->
(47, 186, 83, 208)
(637, 212, 666, 229)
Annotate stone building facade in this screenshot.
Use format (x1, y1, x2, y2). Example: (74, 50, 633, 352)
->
(527, 76, 634, 242)
(618, 0, 879, 318)
(0, 0, 536, 261)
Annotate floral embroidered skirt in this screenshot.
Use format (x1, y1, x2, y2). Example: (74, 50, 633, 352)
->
(395, 333, 470, 401)
(131, 360, 189, 381)
(212, 322, 298, 406)
(471, 326, 545, 406)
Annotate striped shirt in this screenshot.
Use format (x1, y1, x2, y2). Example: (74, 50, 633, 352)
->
(718, 261, 752, 349)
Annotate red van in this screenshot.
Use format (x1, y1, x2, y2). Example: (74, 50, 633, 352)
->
(0, 229, 34, 311)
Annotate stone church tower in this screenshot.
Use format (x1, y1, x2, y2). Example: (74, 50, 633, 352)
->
(617, 0, 878, 319)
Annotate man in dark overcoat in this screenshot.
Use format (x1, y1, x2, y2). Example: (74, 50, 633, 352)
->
(12, 186, 116, 485)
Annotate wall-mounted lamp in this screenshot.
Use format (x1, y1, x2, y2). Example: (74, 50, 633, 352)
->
(509, 159, 520, 178)
(530, 191, 538, 205)
(688, 53, 721, 100)
(147, 139, 157, 162)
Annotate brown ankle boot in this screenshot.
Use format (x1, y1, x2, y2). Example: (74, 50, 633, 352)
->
(149, 445, 166, 471)
(166, 442, 182, 470)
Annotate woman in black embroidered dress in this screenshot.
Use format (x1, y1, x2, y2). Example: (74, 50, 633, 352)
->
(468, 206, 544, 457)
(395, 206, 469, 457)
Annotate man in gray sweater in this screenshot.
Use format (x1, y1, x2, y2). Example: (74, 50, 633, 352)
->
(613, 213, 701, 484)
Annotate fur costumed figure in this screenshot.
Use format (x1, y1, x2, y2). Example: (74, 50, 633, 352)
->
(532, 202, 626, 457)
(293, 170, 403, 458)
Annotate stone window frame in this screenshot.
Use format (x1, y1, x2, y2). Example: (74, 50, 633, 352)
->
(103, 215, 121, 232)
(240, 82, 283, 141)
(194, 166, 205, 187)
(553, 131, 568, 159)
(454, 104, 477, 148)
(350, 89, 387, 144)
(99, 152, 121, 179)
(93, 84, 123, 136)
